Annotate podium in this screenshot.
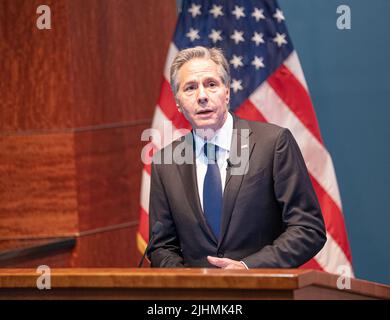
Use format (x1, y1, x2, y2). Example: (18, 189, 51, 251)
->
(0, 268, 389, 300)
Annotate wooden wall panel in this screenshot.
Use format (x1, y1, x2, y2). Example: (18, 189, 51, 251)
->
(74, 124, 147, 231)
(2, 249, 74, 268)
(0, 0, 74, 132)
(4, 225, 142, 267)
(0, 0, 177, 267)
(0, 133, 78, 238)
(67, 0, 177, 126)
(72, 225, 141, 267)
(2, 225, 141, 267)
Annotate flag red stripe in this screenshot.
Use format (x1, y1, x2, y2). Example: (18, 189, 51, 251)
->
(300, 257, 324, 270)
(268, 65, 324, 144)
(235, 99, 267, 122)
(139, 207, 149, 241)
(310, 175, 353, 263)
(144, 163, 151, 175)
(158, 80, 190, 130)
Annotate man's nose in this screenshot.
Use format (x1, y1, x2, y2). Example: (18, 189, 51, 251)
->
(197, 85, 208, 105)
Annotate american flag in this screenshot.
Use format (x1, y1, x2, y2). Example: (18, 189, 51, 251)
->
(137, 0, 353, 275)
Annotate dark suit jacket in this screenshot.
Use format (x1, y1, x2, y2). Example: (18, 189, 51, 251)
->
(147, 115, 326, 268)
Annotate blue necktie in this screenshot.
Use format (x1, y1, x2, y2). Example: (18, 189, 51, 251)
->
(203, 143, 222, 239)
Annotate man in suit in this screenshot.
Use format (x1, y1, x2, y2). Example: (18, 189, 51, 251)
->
(147, 46, 326, 269)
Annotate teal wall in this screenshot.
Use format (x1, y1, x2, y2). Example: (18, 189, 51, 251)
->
(279, 0, 390, 284)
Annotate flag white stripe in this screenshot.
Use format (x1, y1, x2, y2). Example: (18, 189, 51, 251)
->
(283, 51, 309, 91)
(249, 81, 342, 209)
(164, 43, 179, 85)
(151, 105, 186, 149)
(315, 233, 354, 276)
(141, 104, 183, 214)
(140, 169, 151, 213)
(151, 106, 172, 149)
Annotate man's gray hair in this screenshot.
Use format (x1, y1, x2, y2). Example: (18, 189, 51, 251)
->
(169, 46, 231, 97)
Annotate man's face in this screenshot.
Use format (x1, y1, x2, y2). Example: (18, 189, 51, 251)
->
(175, 58, 230, 135)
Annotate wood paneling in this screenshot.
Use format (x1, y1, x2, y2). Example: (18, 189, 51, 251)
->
(73, 225, 141, 267)
(0, 133, 78, 238)
(1, 249, 74, 268)
(0, 0, 74, 132)
(0, 0, 177, 131)
(67, 0, 176, 126)
(1, 225, 140, 268)
(0, 0, 176, 267)
(0, 238, 76, 267)
(74, 124, 147, 231)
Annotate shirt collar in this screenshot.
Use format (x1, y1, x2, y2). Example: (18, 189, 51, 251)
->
(193, 112, 233, 158)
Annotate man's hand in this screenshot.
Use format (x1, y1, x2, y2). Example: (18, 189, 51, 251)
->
(207, 256, 247, 269)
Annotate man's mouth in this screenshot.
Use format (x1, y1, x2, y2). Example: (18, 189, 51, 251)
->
(196, 109, 214, 115)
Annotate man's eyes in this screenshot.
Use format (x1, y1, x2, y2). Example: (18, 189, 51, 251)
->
(183, 81, 219, 91)
(184, 85, 196, 91)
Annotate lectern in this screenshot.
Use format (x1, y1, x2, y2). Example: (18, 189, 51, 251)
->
(0, 268, 388, 300)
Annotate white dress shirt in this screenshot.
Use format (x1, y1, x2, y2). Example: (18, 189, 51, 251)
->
(193, 112, 233, 211)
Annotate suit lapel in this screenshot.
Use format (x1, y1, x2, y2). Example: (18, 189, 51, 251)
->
(219, 116, 255, 248)
(175, 133, 218, 245)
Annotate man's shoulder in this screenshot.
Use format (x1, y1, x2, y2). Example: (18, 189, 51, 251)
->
(151, 131, 194, 165)
(234, 115, 287, 139)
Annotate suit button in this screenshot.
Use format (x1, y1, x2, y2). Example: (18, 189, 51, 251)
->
(217, 252, 224, 258)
